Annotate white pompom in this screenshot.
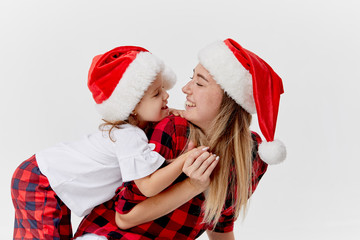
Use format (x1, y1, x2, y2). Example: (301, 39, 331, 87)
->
(258, 139, 286, 165)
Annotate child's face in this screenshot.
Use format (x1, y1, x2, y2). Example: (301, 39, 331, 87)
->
(134, 75, 169, 128)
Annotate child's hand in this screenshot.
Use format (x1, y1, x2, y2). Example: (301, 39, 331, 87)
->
(182, 146, 209, 161)
(169, 108, 185, 117)
(168, 145, 208, 164)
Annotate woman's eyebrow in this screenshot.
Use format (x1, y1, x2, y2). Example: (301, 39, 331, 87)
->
(197, 73, 209, 82)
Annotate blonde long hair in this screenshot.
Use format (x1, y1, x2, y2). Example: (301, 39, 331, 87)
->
(188, 93, 253, 227)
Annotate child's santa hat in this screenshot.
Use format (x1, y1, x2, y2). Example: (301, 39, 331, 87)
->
(88, 46, 176, 122)
(198, 38, 286, 164)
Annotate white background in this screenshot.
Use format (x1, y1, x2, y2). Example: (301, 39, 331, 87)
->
(1, 0, 359, 239)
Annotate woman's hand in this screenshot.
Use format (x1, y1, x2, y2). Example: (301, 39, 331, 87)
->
(183, 150, 219, 193)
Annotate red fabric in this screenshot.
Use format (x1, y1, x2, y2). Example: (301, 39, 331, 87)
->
(74, 115, 268, 239)
(88, 46, 149, 104)
(224, 38, 284, 142)
(11, 155, 72, 240)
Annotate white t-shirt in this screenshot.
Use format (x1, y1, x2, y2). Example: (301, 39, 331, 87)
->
(36, 124, 165, 217)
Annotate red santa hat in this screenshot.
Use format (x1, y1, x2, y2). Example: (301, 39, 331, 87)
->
(198, 38, 286, 164)
(88, 46, 176, 122)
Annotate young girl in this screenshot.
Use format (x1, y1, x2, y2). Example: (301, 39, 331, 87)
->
(11, 46, 211, 240)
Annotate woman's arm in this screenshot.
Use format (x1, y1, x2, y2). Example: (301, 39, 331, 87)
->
(116, 178, 198, 229)
(206, 230, 235, 240)
(116, 151, 219, 229)
(134, 146, 208, 197)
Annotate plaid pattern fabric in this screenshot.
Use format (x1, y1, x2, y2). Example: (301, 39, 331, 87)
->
(251, 132, 268, 193)
(75, 115, 267, 239)
(11, 155, 72, 240)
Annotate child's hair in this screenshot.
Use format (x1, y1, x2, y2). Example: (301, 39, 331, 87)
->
(188, 92, 253, 227)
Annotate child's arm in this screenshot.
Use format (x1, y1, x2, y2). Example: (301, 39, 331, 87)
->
(134, 146, 208, 197)
(116, 151, 219, 230)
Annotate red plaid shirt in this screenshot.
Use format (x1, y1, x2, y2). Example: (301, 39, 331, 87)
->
(75, 115, 267, 239)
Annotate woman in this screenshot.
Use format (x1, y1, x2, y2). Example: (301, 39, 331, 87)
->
(74, 38, 286, 240)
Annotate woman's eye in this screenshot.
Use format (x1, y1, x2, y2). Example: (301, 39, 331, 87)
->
(196, 82, 203, 87)
(190, 76, 193, 80)
(154, 91, 160, 97)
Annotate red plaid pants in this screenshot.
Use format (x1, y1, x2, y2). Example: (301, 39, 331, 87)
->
(11, 155, 72, 240)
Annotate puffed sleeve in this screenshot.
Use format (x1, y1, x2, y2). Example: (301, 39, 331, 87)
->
(113, 126, 165, 182)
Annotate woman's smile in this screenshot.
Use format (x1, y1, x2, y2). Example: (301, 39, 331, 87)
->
(185, 100, 196, 108)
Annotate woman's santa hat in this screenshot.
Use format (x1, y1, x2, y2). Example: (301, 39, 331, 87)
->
(198, 38, 286, 164)
(88, 46, 176, 122)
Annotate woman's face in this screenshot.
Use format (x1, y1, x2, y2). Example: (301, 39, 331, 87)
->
(182, 64, 224, 132)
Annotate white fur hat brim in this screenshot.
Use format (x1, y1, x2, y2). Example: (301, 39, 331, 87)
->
(199, 39, 286, 165)
(96, 52, 176, 122)
(198, 40, 256, 114)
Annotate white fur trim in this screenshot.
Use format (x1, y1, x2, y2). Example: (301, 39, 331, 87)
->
(198, 41, 256, 114)
(258, 139, 286, 165)
(96, 52, 171, 121)
(161, 65, 176, 90)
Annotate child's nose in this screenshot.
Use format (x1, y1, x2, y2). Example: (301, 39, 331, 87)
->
(163, 90, 169, 100)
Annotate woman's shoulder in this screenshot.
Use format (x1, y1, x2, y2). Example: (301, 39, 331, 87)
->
(150, 115, 189, 158)
(154, 115, 189, 135)
(251, 131, 262, 145)
(250, 131, 268, 164)
(156, 115, 189, 127)
(250, 131, 268, 174)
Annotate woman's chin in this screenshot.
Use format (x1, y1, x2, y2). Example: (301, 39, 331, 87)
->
(182, 110, 190, 120)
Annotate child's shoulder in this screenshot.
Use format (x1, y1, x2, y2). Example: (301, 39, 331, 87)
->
(111, 124, 147, 141)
